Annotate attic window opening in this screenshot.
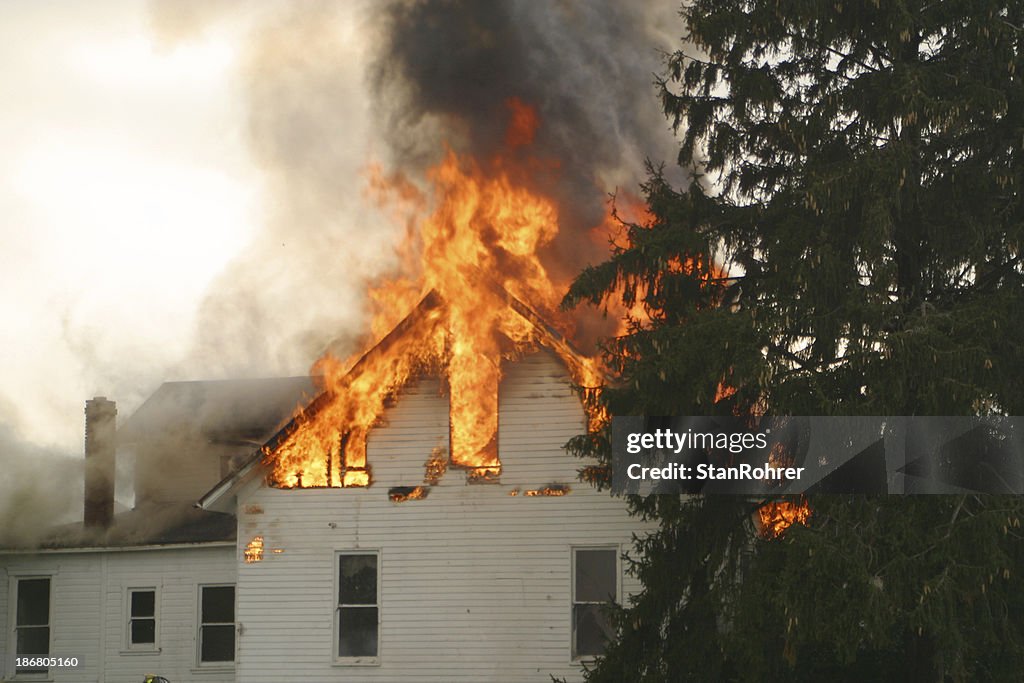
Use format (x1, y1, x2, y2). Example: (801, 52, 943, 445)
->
(449, 367, 501, 483)
(339, 430, 370, 488)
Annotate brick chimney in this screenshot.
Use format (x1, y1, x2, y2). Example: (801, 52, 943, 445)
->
(84, 396, 117, 528)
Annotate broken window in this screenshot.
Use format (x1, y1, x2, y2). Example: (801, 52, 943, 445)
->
(572, 547, 618, 659)
(128, 588, 157, 648)
(336, 552, 379, 660)
(198, 585, 235, 664)
(15, 577, 50, 675)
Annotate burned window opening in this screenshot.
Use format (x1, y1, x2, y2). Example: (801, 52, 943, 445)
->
(388, 486, 429, 503)
(342, 466, 371, 488)
(448, 363, 501, 483)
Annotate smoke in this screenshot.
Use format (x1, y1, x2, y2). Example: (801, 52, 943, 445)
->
(369, 0, 681, 282)
(0, 404, 82, 548)
(149, 0, 682, 378)
(0, 1, 684, 541)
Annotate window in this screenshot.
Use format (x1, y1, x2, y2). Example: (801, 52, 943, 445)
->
(572, 548, 618, 659)
(15, 577, 51, 675)
(336, 552, 379, 661)
(198, 585, 235, 664)
(128, 588, 157, 649)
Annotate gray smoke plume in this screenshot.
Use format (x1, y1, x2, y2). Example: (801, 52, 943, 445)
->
(146, 0, 682, 377)
(0, 411, 82, 548)
(370, 0, 682, 282)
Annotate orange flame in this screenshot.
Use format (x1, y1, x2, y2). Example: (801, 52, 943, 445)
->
(266, 100, 608, 488)
(757, 499, 812, 539)
(244, 535, 265, 563)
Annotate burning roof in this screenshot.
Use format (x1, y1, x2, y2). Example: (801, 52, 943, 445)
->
(266, 284, 602, 489)
(199, 98, 618, 505)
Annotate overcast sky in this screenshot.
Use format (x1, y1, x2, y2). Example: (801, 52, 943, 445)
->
(0, 1, 381, 455)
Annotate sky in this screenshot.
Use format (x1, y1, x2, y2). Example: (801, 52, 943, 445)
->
(0, 1, 392, 456)
(0, 0, 681, 528)
(1, 1, 254, 448)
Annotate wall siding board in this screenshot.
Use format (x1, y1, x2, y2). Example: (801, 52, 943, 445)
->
(1, 351, 653, 683)
(0, 546, 235, 683)
(235, 351, 652, 682)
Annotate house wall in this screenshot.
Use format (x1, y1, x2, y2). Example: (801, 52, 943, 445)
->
(0, 545, 235, 683)
(234, 351, 653, 682)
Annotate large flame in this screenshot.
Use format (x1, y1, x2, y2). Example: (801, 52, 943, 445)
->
(266, 99, 606, 488)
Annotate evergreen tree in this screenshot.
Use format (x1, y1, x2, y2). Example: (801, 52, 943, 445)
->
(563, 2, 1024, 680)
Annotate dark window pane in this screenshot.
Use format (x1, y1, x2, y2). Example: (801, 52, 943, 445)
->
(574, 604, 613, 657)
(16, 578, 50, 626)
(132, 618, 156, 644)
(339, 555, 377, 605)
(200, 624, 235, 662)
(16, 625, 50, 656)
(338, 606, 378, 657)
(201, 586, 234, 623)
(131, 590, 155, 617)
(575, 550, 616, 602)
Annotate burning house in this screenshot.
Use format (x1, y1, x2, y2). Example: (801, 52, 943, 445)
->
(0, 304, 649, 681)
(0, 95, 656, 681)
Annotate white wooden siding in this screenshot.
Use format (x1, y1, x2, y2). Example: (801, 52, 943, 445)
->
(0, 545, 235, 683)
(234, 351, 654, 682)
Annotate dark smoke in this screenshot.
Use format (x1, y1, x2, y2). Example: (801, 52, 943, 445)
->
(143, 1, 683, 376)
(370, 0, 682, 280)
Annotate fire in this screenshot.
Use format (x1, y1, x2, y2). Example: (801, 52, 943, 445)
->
(244, 535, 265, 563)
(757, 499, 812, 539)
(266, 99, 607, 488)
(523, 484, 571, 497)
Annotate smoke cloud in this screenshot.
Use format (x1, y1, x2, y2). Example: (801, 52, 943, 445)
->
(2, 1, 685, 539)
(152, 0, 682, 377)
(0, 406, 82, 547)
(369, 0, 681, 281)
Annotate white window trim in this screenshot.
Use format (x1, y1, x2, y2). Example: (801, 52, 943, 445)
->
(332, 549, 381, 667)
(570, 545, 621, 663)
(195, 583, 236, 669)
(121, 586, 160, 653)
(6, 571, 56, 682)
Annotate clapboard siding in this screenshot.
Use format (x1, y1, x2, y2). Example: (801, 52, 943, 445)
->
(235, 351, 652, 682)
(0, 546, 234, 683)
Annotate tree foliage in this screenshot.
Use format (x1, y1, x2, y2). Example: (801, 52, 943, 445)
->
(563, 1, 1024, 680)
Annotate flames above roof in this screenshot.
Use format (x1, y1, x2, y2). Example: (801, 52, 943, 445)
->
(264, 101, 608, 489)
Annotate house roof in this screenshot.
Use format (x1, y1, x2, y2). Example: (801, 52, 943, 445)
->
(196, 287, 599, 511)
(119, 376, 316, 445)
(7, 502, 236, 552)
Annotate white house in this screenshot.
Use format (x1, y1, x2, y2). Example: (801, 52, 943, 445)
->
(1, 296, 652, 682)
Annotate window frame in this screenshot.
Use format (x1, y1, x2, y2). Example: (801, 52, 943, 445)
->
(7, 572, 54, 681)
(124, 586, 159, 652)
(333, 549, 381, 666)
(570, 545, 621, 662)
(195, 583, 235, 668)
